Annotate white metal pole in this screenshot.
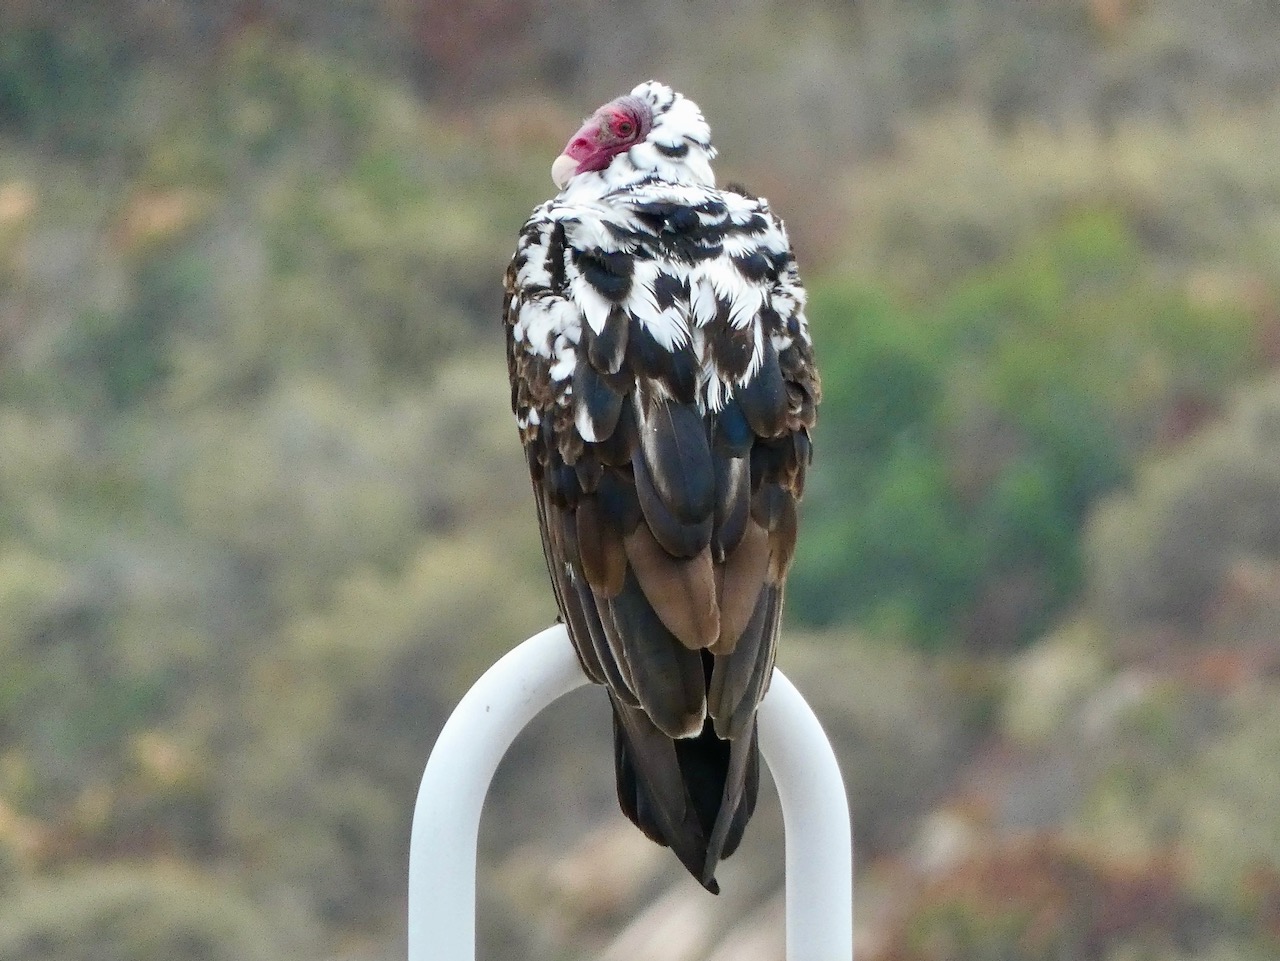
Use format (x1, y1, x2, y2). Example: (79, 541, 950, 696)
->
(407, 624, 853, 961)
(758, 669, 854, 961)
(408, 625, 589, 961)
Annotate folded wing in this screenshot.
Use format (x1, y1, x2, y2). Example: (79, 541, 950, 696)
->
(503, 187, 819, 889)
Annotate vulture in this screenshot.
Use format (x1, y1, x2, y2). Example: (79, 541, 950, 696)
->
(502, 81, 819, 893)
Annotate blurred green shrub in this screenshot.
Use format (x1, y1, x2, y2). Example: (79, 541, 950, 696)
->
(792, 212, 1261, 649)
(3, 31, 557, 419)
(873, 835, 1210, 961)
(63, 241, 213, 408)
(0, 10, 1277, 958)
(0, 866, 303, 961)
(830, 102, 1280, 294)
(1088, 375, 1280, 638)
(0, 23, 123, 155)
(1062, 675, 1280, 958)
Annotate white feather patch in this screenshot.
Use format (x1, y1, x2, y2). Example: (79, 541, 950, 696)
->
(567, 272, 613, 336)
(690, 271, 718, 329)
(549, 342, 576, 382)
(702, 366, 731, 413)
(518, 298, 581, 358)
(565, 213, 619, 253)
(700, 259, 763, 330)
(516, 256, 551, 289)
(746, 323, 767, 381)
(574, 399, 601, 443)
(628, 260, 689, 350)
(721, 232, 761, 257)
(729, 286, 765, 330)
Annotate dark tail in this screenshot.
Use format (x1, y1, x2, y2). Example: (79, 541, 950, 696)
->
(610, 695, 760, 894)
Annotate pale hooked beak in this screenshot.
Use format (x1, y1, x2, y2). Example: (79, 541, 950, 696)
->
(551, 153, 579, 190)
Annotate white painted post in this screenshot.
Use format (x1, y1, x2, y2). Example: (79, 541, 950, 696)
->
(407, 625, 588, 960)
(757, 665, 855, 961)
(407, 623, 853, 961)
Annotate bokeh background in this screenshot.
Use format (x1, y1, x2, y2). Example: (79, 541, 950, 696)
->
(2, 1, 1280, 959)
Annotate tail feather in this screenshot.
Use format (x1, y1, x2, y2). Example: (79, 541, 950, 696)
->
(701, 722, 759, 877)
(611, 695, 760, 893)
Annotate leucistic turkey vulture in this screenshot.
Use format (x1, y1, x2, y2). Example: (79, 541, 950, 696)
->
(502, 81, 819, 893)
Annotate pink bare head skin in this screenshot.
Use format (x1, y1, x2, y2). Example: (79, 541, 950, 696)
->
(551, 95, 654, 189)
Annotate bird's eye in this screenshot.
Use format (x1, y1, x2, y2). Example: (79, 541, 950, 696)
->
(617, 120, 634, 137)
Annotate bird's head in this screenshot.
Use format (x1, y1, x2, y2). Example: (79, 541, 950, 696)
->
(551, 81, 715, 192)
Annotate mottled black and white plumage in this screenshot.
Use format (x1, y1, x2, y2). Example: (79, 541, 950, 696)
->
(503, 81, 819, 893)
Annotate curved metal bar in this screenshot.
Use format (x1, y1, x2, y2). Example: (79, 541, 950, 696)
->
(408, 625, 588, 960)
(758, 667, 854, 960)
(407, 624, 853, 960)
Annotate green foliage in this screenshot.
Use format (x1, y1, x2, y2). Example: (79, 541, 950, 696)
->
(1088, 375, 1280, 636)
(0, 22, 123, 155)
(779, 634, 971, 852)
(0, 30, 558, 948)
(793, 212, 1261, 648)
(0, 8, 1278, 961)
(1063, 677, 1280, 956)
(828, 100, 1280, 294)
(0, 867, 302, 961)
(2, 32, 557, 420)
(61, 243, 214, 408)
(881, 836, 1211, 961)
(0, 547, 73, 723)
(1000, 619, 1109, 746)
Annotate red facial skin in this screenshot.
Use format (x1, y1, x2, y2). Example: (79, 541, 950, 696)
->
(560, 96, 652, 175)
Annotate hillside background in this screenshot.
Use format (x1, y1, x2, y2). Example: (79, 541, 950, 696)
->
(1, 2, 1279, 959)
